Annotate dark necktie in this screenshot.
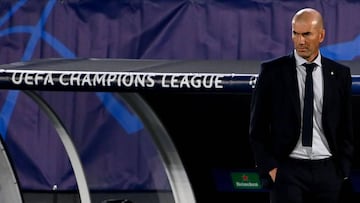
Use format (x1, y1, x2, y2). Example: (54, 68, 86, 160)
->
(302, 63, 316, 147)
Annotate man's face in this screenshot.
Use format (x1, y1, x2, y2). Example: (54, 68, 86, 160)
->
(292, 20, 325, 61)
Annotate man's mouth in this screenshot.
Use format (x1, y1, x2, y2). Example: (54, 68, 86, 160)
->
(297, 47, 308, 52)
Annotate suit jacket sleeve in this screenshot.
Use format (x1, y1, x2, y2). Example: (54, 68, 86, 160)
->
(248, 62, 278, 178)
(338, 66, 354, 178)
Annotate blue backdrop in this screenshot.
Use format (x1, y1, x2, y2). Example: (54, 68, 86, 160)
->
(0, 0, 359, 191)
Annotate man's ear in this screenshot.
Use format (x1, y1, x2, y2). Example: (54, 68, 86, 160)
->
(319, 29, 325, 43)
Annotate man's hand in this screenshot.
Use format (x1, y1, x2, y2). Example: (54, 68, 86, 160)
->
(269, 168, 278, 182)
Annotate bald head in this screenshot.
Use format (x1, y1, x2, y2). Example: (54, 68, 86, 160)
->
(292, 8, 324, 30)
(291, 8, 325, 62)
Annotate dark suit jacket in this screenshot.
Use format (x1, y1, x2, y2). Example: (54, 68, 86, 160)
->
(249, 52, 354, 185)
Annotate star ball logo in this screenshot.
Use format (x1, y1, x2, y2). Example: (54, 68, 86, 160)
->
(231, 172, 261, 190)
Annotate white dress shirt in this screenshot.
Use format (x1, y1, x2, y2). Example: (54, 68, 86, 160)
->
(289, 50, 332, 160)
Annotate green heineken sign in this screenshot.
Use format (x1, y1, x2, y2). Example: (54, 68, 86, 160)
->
(231, 172, 262, 190)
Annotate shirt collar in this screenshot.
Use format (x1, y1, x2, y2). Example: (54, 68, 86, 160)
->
(294, 49, 322, 68)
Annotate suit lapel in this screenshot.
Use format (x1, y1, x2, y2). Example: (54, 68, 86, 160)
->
(281, 55, 336, 133)
(283, 55, 301, 122)
(322, 58, 335, 121)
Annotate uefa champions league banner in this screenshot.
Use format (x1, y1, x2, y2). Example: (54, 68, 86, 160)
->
(0, 69, 254, 91)
(0, 0, 359, 191)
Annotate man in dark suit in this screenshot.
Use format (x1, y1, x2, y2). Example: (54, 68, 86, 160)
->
(249, 8, 354, 203)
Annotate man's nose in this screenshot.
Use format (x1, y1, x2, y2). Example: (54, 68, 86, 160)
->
(298, 35, 306, 44)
